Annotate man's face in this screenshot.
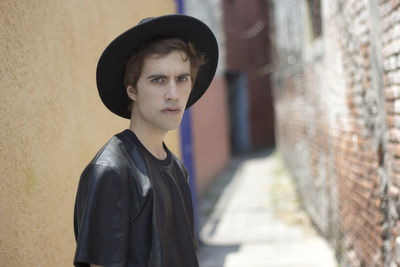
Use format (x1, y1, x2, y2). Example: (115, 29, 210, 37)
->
(127, 50, 192, 133)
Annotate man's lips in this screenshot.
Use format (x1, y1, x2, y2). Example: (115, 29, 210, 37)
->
(162, 107, 181, 113)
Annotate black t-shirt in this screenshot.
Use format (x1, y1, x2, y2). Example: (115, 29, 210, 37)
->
(73, 129, 199, 267)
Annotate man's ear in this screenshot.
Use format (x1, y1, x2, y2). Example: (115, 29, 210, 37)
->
(126, 85, 137, 101)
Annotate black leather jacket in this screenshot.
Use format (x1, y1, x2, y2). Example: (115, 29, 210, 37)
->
(73, 130, 199, 267)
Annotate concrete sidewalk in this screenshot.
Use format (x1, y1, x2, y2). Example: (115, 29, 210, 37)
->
(197, 151, 338, 267)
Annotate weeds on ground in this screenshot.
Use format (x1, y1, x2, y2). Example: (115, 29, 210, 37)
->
(269, 152, 316, 235)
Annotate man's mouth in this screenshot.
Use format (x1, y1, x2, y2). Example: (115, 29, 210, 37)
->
(162, 107, 181, 114)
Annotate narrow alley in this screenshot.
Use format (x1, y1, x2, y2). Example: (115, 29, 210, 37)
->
(197, 151, 337, 267)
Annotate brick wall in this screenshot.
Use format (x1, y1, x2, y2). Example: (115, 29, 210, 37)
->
(382, 0, 400, 265)
(272, 0, 400, 265)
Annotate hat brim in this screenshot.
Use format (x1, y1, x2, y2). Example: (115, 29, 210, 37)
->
(96, 14, 219, 119)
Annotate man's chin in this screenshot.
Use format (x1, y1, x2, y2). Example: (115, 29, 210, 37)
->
(162, 121, 183, 132)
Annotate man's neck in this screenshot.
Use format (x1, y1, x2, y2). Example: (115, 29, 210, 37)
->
(128, 121, 168, 160)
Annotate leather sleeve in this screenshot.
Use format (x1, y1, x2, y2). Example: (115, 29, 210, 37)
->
(74, 163, 130, 267)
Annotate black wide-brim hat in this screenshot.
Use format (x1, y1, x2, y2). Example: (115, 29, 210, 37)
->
(96, 14, 219, 119)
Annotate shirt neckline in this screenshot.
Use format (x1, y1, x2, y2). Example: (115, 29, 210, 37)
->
(121, 129, 172, 167)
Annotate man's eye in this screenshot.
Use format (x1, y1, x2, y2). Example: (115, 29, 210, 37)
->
(151, 77, 164, 83)
(178, 76, 189, 82)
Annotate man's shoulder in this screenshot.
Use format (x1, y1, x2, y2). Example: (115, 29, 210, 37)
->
(76, 131, 151, 203)
(82, 131, 137, 176)
(76, 132, 137, 196)
(91, 134, 126, 165)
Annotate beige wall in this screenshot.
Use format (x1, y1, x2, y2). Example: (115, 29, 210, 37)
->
(0, 1, 176, 265)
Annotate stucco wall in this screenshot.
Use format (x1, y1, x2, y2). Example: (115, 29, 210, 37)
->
(0, 1, 175, 265)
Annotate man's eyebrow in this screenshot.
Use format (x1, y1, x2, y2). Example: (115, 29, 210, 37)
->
(147, 74, 167, 79)
(147, 73, 191, 79)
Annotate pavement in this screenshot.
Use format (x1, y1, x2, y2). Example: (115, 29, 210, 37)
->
(196, 150, 338, 267)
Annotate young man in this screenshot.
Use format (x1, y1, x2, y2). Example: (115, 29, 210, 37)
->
(73, 15, 218, 267)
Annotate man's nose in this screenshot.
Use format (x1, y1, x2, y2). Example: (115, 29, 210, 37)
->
(165, 81, 178, 101)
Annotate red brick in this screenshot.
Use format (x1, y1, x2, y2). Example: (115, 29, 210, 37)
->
(385, 85, 400, 100)
(387, 115, 396, 127)
(392, 173, 400, 187)
(389, 128, 400, 142)
(388, 185, 400, 197)
(391, 157, 400, 172)
(386, 100, 396, 114)
(387, 143, 400, 158)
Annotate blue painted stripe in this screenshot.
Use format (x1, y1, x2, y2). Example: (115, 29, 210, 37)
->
(175, 0, 184, 15)
(180, 111, 199, 234)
